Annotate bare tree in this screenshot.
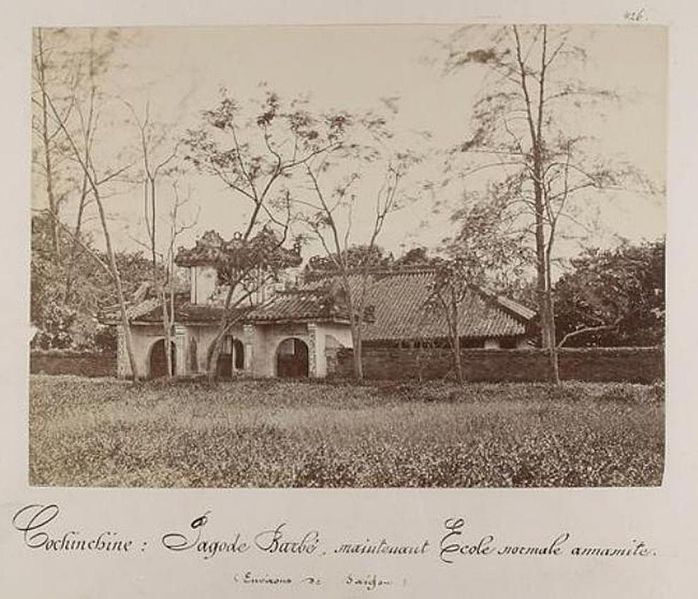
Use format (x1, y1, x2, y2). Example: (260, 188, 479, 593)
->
(31, 28, 124, 323)
(184, 88, 349, 380)
(441, 25, 657, 384)
(300, 158, 412, 379)
(159, 183, 197, 377)
(426, 194, 529, 383)
(32, 29, 63, 260)
(34, 28, 140, 379)
(126, 100, 181, 377)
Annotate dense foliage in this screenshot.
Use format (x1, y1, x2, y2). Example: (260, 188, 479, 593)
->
(304, 245, 459, 278)
(554, 239, 665, 347)
(305, 245, 396, 276)
(30, 212, 159, 350)
(30, 377, 664, 488)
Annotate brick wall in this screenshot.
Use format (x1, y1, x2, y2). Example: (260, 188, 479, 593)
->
(30, 351, 117, 378)
(330, 346, 664, 383)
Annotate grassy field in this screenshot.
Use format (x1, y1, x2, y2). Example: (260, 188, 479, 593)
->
(29, 375, 664, 488)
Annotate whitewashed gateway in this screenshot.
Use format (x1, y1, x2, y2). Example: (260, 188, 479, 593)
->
(104, 231, 535, 379)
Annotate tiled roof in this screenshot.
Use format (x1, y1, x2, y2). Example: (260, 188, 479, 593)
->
(496, 294, 537, 321)
(102, 269, 535, 342)
(359, 271, 531, 342)
(101, 294, 250, 325)
(136, 299, 251, 324)
(249, 270, 535, 341)
(246, 287, 351, 323)
(99, 297, 161, 324)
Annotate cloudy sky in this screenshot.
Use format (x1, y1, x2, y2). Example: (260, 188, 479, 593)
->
(35, 24, 667, 263)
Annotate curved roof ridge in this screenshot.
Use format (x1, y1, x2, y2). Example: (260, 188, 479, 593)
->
(303, 266, 437, 280)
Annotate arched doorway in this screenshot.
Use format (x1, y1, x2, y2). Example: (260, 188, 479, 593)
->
(215, 336, 244, 379)
(276, 337, 309, 378)
(149, 339, 176, 378)
(188, 337, 198, 373)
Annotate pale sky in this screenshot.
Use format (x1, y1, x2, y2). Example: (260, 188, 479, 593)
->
(35, 24, 667, 264)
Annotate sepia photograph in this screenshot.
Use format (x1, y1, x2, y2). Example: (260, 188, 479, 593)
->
(29, 24, 666, 489)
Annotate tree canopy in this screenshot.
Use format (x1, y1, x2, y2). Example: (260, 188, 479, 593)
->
(554, 239, 664, 347)
(30, 212, 161, 350)
(304, 245, 395, 276)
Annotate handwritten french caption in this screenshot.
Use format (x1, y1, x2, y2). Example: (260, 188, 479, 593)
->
(11, 504, 658, 565)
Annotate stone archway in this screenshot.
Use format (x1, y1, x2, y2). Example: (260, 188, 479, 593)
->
(149, 339, 176, 378)
(276, 337, 309, 378)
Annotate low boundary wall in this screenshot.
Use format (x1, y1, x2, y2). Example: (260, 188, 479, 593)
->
(30, 350, 117, 378)
(328, 346, 664, 383)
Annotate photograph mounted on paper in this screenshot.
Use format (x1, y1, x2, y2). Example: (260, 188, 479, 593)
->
(29, 24, 665, 488)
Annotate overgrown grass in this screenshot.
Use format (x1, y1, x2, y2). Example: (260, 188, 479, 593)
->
(29, 375, 664, 488)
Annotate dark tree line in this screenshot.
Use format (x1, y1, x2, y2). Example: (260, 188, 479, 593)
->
(554, 239, 664, 347)
(30, 211, 163, 351)
(303, 238, 665, 353)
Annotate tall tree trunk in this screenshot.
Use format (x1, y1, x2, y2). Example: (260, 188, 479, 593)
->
(534, 192, 556, 378)
(544, 249, 561, 384)
(207, 282, 237, 382)
(150, 177, 157, 271)
(161, 288, 173, 378)
(63, 172, 89, 303)
(451, 289, 463, 384)
(348, 297, 364, 380)
(533, 187, 560, 384)
(167, 246, 176, 378)
(91, 187, 139, 380)
(64, 36, 98, 305)
(339, 272, 364, 381)
(354, 324, 364, 380)
(206, 281, 256, 382)
(35, 29, 61, 260)
(513, 24, 559, 384)
(352, 297, 365, 381)
(146, 175, 174, 379)
(453, 332, 463, 384)
(546, 296, 560, 384)
(208, 336, 222, 382)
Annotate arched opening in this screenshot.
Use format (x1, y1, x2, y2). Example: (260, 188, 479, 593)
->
(214, 336, 245, 379)
(188, 336, 198, 373)
(149, 339, 176, 378)
(276, 337, 309, 378)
